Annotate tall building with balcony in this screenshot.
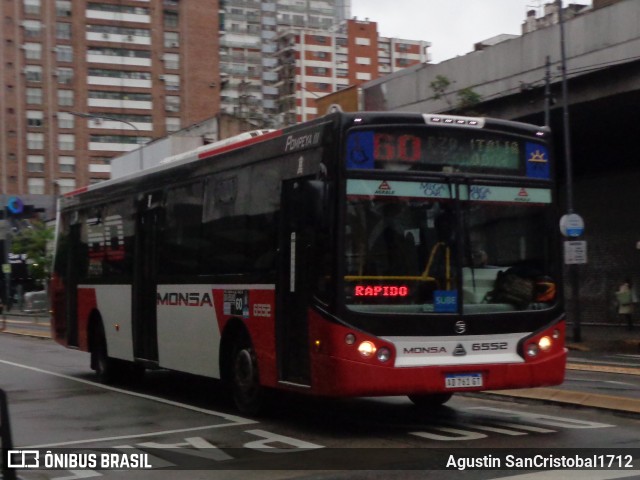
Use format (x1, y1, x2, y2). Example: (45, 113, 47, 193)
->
(0, 0, 219, 197)
(276, 19, 430, 124)
(218, 0, 350, 127)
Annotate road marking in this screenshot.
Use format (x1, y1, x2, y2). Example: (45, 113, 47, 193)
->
(0, 357, 257, 449)
(567, 362, 640, 376)
(494, 470, 640, 479)
(24, 424, 248, 449)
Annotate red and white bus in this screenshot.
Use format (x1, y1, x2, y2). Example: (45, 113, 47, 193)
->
(50, 112, 566, 413)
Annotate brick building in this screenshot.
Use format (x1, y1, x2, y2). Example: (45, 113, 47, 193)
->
(0, 0, 219, 197)
(276, 19, 430, 124)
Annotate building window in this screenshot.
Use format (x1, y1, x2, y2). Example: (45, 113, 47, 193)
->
(163, 53, 179, 69)
(57, 67, 73, 84)
(58, 133, 75, 150)
(59, 156, 76, 173)
(24, 0, 41, 16)
(27, 132, 44, 149)
(165, 95, 180, 112)
(55, 0, 71, 17)
(58, 112, 74, 129)
(26, 87, 43, 104)
(27, 155, 45, 173)
(56, 178, 76, 194)
(56, 22, 71, 39)
(164, 31, 179, 48)
(166, 117, 180, 132)
(24, 42, 42, 60)
(26, 110, 44, 127)
(88, 90, 151, 102)
(163, 74, 180, 90)
(164, 10, 178, 28)
(355, 37, 371, 46)
(56, 45, 73, 62)
(28, 178, 45, 195)
(58, 89, 74, 106)
(23, 20, 42, 37)
(24, 65, 42, 82)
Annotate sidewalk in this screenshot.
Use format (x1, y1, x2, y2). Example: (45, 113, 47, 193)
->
(0, 312, 51, 338)
(565, 322, 640, 354)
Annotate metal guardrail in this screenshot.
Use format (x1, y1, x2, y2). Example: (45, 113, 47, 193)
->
(0, 388, 17, 480)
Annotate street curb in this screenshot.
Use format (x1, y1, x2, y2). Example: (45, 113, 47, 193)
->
(481, 387, 640, 415)
(0, 328, 50, 339)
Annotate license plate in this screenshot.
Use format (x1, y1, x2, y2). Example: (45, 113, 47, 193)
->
(445, 373, 483, 389)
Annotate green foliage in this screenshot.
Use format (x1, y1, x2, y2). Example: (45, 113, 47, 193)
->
(456, 88, 483, 115)
(429, 75, 483, 114)
(10, 221, 54, 280)
(429, 75, 453, 107)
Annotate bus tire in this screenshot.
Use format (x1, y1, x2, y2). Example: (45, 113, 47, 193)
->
(229, 333, 264, 415)
(91, 322, 117, 384)
(408, 392, 453, 408)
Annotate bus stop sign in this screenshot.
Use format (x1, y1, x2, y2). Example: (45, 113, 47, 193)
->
(559, 213, 584, 238)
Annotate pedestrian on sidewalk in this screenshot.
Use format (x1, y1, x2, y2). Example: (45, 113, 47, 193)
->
(615, 279, 636, 330)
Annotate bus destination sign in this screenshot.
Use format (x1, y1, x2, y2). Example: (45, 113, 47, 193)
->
(346, 129, 548, 176)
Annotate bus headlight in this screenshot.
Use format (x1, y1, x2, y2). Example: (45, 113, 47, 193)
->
(538, 336, 553, 351)
(358, 341, 376, 358)
(526, 344, 539, 358)
(376, 347, 391, 363)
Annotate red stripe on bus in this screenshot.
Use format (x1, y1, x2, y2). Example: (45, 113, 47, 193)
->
(63, 186, 89, 197)
(197, 130, 283, 161)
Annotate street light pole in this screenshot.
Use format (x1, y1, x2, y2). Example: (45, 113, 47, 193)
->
(70, 112, 144, 170)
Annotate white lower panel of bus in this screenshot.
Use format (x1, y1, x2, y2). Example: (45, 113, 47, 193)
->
(384, 333, 526, 367)
(156, 284, 222, 378)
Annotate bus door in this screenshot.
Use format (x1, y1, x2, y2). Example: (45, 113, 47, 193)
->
(276, 179, 318, 386)
(133, 191, 162, 362)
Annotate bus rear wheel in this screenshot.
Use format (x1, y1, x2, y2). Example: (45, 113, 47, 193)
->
(230, 334, 264, 415)
(408, 393, 453, 408)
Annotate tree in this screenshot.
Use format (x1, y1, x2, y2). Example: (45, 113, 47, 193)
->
(10, 220, 54, 282)
(429, 75, 483, 114)
(429, 75, 454, 109)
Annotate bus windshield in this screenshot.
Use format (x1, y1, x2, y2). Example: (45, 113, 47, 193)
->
(343, 180, 557, 315)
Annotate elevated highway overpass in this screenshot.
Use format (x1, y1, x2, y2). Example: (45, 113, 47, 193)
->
(362, 0, 640, 328)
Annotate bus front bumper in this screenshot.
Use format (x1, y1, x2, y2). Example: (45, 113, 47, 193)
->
(309, 348, 567, 398)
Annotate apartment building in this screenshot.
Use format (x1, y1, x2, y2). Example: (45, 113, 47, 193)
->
(218, 0, 350, 127)
(276, 19, 430, 123)
(0, 0, 219, 197)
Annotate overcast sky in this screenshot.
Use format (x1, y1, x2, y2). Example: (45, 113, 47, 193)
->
(350, 0, 592, 63)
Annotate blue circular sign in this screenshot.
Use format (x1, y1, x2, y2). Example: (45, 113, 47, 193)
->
(7, 196, 24, 214)
(559, 213, 585, 238)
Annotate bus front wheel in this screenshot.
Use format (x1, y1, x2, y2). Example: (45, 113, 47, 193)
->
(91, 322, 117, 384)
(230, 334, 264, 415)
(408, 393, 453, 408)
